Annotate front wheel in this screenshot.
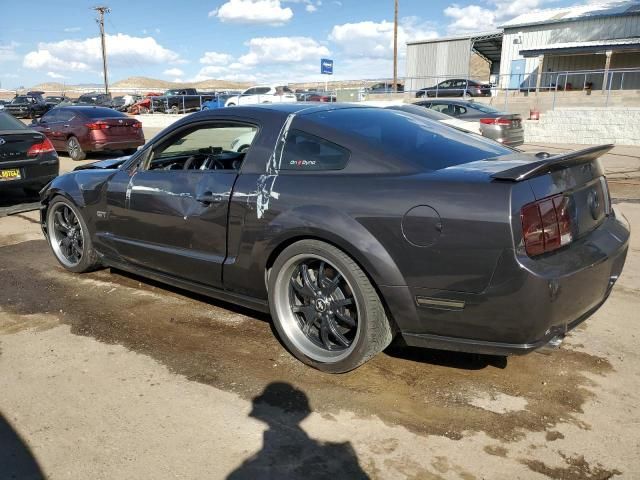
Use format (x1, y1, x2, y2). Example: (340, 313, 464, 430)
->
(46, 196, 101, 273)
(268, 240, 393, 373)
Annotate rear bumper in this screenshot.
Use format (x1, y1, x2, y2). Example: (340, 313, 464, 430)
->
(481, 125, 524, 147)
(383, 211, 630, 355)
(86, 138, 145, 152)
(0, 154, 59, 189)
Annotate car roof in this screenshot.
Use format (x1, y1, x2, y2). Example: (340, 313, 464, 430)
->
(56, 106, 123, 114)
(424, 99, 478, 106)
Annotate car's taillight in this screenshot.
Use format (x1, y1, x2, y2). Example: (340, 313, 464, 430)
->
(132, 122, 142, 128)
(480, 117, 512, 126)
(86, 121, 109, 130)
(27, 138, 55, 157)
(521, 194, 573, 257)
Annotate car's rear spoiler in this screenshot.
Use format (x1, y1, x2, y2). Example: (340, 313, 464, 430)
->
(491, 144, 613, 182)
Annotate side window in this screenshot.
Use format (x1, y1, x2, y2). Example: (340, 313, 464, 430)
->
(439, 81, 452, 88)
(279, 129, 350, 171)
(58, 111, 76, 123)
(147, 123, 258, 171)
(41, 110, 59, 122)
(428, 104, 447, 113)
(244, 88, 257, 95)
(453, 106, 467, 116)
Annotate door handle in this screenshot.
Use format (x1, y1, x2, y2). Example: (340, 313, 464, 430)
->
(63, 124, 70, 128)
(196, 192, 224, 205)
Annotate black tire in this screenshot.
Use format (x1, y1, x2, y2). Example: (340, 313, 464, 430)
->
(268, 239, 393, 373)
(170, 105, 180, 114)
(66, 136, 86, 161)
(122, 148, 137, 156)
(238, 145, 250, 153)
(46, 196, 101, 273)
(227, 103, 236, 107)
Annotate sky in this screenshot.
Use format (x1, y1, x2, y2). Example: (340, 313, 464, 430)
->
(0, 0, 581, 88)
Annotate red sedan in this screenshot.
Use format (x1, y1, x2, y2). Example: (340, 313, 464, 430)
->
(31, 106, 144, 160)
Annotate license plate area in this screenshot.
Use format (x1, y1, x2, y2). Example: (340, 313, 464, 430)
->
(0, 169, 22, 181)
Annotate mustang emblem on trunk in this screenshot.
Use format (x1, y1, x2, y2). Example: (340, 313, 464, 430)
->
(0, 137, 5, 146)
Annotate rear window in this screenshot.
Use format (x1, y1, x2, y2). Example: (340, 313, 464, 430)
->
(469, 103, 501, 114)
(307, 108, 511, 170)
(279, 129, 350, 171)
(0, 112, 27, 130)
(80, 108, 128, 119)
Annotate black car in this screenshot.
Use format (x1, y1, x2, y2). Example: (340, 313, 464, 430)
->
(4, 92, 50, 119)
(45, 95, 68, 108)
(0, 112, 59, 195)
(40, 104, 629, 373)
(416, 79, 491, 98)
(368, 82, 404, 93)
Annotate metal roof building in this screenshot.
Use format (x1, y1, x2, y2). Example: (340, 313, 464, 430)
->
(405, 0, 640, 93)
(498, 1, 640, 90)
(405, 31, 503, 92)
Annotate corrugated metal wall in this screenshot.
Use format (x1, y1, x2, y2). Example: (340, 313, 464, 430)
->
(499, 14, 640, 88)
(406, 38, 472, 91)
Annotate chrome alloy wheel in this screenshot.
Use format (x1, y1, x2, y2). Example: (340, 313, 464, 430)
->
(273, 254, 360, 363)
(48, 202, 85, 268)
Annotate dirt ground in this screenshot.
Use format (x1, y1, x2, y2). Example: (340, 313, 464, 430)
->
(0, 139, 639, 479)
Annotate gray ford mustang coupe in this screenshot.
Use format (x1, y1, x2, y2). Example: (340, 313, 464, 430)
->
(40, 104, 629, 372)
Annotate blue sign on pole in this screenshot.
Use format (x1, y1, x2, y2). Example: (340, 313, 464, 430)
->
(321, 58, 333, 75)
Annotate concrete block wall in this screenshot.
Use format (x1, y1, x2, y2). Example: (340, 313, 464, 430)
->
(524, 107, 640, 146)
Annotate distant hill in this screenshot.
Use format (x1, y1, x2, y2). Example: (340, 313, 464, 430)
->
(24, 76, 251, 94)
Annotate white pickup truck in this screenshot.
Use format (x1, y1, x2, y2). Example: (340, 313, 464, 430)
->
(225, 85, 298, 107)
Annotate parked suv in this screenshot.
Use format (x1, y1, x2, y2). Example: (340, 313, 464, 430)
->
(31, 106, 144, 160)
(4, 92, 50, 118)
(76, 92, 113, 107)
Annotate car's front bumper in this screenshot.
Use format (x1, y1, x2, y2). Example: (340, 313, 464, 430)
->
(382, 211, 630, 355)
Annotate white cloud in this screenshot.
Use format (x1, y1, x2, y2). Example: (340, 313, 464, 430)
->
(329, 19, 437, 60)
(163, 67, 185, 76)
(23, 34, 182, 73)
(238, 36, 330, 66)
(47, 71, 69, 79)
(306, 4, 317, 12)
(192, 36, 329, 83)
(0, 41, 19, 62)
(444, 5, 496, 33)
(200, 51, 234, 65)
(210, 0, 293, 25)
(443, 0, 548, 33)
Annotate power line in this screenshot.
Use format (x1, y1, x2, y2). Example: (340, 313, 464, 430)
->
(93, 6, 111, 95)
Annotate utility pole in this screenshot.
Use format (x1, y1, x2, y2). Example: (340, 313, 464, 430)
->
(93, 6, 111, 95)
(393, 0, 398, 93)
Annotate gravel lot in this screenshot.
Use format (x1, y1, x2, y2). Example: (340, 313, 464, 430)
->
(0, 131, 639, 479)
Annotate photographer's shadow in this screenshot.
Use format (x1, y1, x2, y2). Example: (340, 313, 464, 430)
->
(228, 382, 368, 480)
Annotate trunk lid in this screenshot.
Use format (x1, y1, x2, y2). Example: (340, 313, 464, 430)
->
(492, 145, 612, 244)
(0, 130, 46, 162)
(89, 117, 140, 137)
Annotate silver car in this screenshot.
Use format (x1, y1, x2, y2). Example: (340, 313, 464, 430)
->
(414, 99, 524, 147)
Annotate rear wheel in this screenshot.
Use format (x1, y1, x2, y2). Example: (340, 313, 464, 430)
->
(66, 136, 86, 161)
(170, 105, 180, 114)
(46, 196, 100, 273)
(268, 240, 393, 373)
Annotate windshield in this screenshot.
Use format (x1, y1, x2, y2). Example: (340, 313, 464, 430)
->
(0, 112, 27, 130)
(82, 108, 129, 119)
(11, 96, 31, 104)
(307, 108, 512, 171)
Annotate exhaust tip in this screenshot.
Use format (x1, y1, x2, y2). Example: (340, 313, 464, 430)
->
(538, 335, 564, 355)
